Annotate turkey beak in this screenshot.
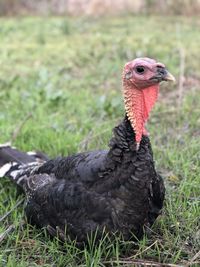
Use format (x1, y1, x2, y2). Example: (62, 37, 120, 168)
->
(150, 68, 176, 83)
(163, 71, 176, 82)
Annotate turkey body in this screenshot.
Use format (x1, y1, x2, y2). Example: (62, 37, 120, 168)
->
(8, 116, 164, 244)
(0, 57, 175, 245)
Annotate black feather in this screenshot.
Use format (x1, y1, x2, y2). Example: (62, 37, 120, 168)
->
(0, 116, 165, 244)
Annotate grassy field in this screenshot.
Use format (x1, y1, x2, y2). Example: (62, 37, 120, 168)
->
(0, 16, 199, 266)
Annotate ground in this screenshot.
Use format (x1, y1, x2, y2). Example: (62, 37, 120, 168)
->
(0, 16, 199, 266)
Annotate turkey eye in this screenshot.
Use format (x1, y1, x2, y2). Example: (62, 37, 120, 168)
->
(136, 66, 145, 74)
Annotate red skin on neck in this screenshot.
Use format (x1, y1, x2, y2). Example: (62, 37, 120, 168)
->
(123, 79, 159, 146)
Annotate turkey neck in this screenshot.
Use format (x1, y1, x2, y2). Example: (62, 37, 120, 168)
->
(98, 116, 154, 193)
(107, 115, 152, 162)
(123, 77, 159, 147)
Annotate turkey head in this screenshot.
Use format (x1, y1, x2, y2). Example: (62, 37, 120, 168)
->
(123, 57, 175, 149)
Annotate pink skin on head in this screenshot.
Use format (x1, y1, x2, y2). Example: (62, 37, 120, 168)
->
(123, 58, 166, 148)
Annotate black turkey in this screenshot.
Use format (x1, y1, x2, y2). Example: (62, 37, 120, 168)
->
(0, 58, 175, 244)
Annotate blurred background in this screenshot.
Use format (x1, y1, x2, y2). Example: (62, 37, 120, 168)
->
(0, 0, 200, 16)
(0, 1, 200, 266)
(0, 0, 199, 151)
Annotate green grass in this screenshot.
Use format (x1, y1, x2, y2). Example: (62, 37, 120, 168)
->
(0, 15, 200, 266)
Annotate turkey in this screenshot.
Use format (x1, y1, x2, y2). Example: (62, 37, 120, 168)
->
(0, 58, 175, 245)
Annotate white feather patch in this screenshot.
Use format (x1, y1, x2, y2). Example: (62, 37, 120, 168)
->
(0, 142, 12, 148)
(27, 151, 37, 156)
(10, 170, 21, 180)
(0, 163, 12, 177)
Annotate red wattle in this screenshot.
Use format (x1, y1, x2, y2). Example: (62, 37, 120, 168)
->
(124, 84, 159, 146)
(142, 85, 159, 124)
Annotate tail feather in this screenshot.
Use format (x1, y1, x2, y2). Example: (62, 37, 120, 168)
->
(0, 162, 16, 177)
(0, 145, 44, 166)
(0, 145, 48, 181)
